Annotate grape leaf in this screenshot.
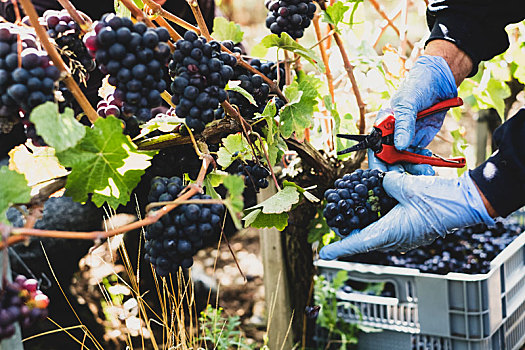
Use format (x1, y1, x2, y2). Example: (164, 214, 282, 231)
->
(282, 180, 320, 203)
(8, 141, 68, 186)
(247, 185, 300, 214)
(260, 33, 324, 71)
(0, 166, 31, 223)
(279, 74, 320, 139)
(226, 82, 258, 106)
(216, 133, 251, 168)
(243, 209, 288, 231)
(211, 17, 244, 44)
(56, 116, 157, 209)
(134, 114, 184, 140)
(322, 1, 350, 28)
(30, 102, 85, 152)
(222, 174, 244, 213)
(258, 100, 286, 167)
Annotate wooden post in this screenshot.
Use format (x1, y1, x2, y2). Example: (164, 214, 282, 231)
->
(258, 183, 295, 350)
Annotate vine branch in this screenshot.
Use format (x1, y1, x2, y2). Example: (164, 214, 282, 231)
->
(56, 0, 91, 34)
(318, 0, 366, 134)
(19, 0, 99, 123)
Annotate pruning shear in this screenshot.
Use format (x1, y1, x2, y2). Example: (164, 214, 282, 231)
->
(337, 97, 466, 168)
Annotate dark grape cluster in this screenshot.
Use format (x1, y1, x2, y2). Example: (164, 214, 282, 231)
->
(84, 14, 171, 122)
(144, 176, 225, 276)
(323, 169, 397, 236)
(344, 218, 523, 275)
(149, 144, 207, 181)
(265, 0, 316, 39)
(41, 10, 96, 80)
(214, 51, 286, 120)
(230, 159, 270, 191)
(0, 24, 59, 126)
(169, 30, 237, 132)
(0, 275, 49, 340)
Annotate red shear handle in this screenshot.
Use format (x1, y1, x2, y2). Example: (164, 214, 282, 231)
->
(377, 145, 466, 168)
(416, 97, 463, 120)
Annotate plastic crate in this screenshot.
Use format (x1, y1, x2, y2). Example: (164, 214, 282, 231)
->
(315, 220, 525, 349)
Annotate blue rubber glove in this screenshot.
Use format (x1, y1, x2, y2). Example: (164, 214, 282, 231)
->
(319, 172, 494, 260)
(368, 55, 457, 175)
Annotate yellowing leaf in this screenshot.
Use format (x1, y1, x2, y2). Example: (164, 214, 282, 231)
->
(8, 140, 68, 186)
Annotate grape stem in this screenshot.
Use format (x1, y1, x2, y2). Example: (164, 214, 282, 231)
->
(56, 0, 92, 35)
(317, 0, 366, 135)
(18, 0, 99, 123)
(118, 0, 156, 27)
(313, 12, 334, 151)
(0, 155, 214, 249)
(252, 132, 281, 191)
(153, 16, 182, 41)
(143, 0, 201, 35)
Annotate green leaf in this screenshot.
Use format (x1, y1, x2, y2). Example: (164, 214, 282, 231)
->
(322, 1, 350, 28)
(279, 74, 321, 139)
(134, 114, 184, 140)
(250, 42, 268, 58)
(0, 166, 31, 224)
(451, 128, 468, 177)
(223, 174, 244, 213)
(243, 209, 289, 231)
(30, 102, 85, 152)
(211, 17, 244, 44)
(261, 33, 324, 71)
(259, 100, 287, 167)
(247, 185, 300, 214)
(226, 83, 257, 106)
(56, 116, 157, 209)
(216, 133, 251, 168)
(282, 180, 319, 202)
(332, 270, 348, 289)
(485, 78, 510, 118)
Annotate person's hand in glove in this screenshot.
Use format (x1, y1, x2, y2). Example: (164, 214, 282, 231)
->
(369, 54, 458, 176)
(319, 171, 495, 260)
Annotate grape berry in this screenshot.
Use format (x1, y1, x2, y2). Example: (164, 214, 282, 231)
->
(144, 176, 225, 276)
(0, 275, 49, 340)
(323, 169, 397, 236)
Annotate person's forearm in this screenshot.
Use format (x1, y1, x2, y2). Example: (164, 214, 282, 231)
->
(472, 178, 498, 218)
(424, 40, 473, 86)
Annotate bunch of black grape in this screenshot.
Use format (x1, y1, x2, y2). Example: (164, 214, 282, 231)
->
(0, 275, 49, 340)
(149, 144, 207, 181)
(265, 0, 316, 38)
(0, 24, 59, 126)
(144, 176, 225, 276)
(344, 218, 523, 275)
(230, 159, 270, 191)
(323, 169, 397, 236)
(169, 30, 237, 132)
(214, 55, 286, 120)
(85, 14, 170, 121)
(41, 10, 96, 81)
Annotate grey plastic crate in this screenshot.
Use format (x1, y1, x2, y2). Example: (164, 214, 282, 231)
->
(315, 221, 525, 349)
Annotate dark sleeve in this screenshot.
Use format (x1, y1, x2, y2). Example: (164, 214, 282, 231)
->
(470, 109, 525, 217)
(426, 0, 525, 77)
